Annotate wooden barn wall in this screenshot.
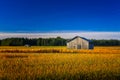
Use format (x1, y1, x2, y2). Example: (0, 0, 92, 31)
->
(67, 37, 89, 49)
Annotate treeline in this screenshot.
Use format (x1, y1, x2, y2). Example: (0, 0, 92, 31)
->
(0, 37, 120, 46)
(92, 39, 120, 46)
(0, 37, 66, 46)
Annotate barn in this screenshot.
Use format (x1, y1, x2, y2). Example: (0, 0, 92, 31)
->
(67, 36, 94, 49)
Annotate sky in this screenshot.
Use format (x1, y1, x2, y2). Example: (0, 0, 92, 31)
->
(0, 32, 120, 40)
(0, 0, 120, 39)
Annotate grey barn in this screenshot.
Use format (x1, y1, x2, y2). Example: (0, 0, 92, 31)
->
(67, 36, 94, 49)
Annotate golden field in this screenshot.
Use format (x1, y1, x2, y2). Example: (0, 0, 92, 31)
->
(0, 46, 120, 80)
(0, 46, 120, 54)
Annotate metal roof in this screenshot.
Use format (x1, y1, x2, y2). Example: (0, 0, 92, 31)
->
(67, 36, 92, 43)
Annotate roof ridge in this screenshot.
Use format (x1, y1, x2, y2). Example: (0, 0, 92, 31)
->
(67, 36, 91, 43)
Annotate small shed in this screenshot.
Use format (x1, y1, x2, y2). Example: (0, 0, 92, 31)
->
(67, 36, 94, 49)
(24, 44, 31, 47)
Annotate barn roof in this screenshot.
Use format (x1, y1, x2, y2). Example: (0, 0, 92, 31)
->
(67, 36, 92, 43)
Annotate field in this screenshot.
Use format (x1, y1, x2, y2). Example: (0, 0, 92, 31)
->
(0, 46, 120, 80)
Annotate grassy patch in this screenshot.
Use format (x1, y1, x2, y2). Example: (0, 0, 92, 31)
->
(0, 46, 120, 80)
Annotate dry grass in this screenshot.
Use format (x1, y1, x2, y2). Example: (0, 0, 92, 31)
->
(0, 46, 120, 80)
(0, 46, 120, 54)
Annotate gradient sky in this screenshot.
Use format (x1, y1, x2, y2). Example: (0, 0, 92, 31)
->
(0, 0, 120, 32)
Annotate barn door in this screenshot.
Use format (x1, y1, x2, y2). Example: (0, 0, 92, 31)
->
(77, 45, 81, 49)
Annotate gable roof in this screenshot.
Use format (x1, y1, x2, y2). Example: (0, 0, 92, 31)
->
(67, 36, 92, 43)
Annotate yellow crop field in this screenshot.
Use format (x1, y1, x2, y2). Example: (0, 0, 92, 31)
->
(0, 46, 120, 54)
(0, 46, 120, 80)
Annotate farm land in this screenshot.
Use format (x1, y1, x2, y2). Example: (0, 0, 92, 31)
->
(0, 46, 120, 80)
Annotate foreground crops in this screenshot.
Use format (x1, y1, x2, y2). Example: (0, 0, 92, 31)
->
(0, 46, 120, 80)
(0, 46, 120, 54)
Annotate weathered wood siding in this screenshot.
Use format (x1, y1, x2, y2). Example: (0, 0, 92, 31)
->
(67, 37, 93, 49)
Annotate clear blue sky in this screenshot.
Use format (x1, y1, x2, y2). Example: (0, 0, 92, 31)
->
(0, 0, 120, 32)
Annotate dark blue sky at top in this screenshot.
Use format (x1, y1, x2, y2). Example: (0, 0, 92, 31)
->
(0, 0, 120, 32)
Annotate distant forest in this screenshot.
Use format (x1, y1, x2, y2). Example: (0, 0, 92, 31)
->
(0, 37, 120, 46)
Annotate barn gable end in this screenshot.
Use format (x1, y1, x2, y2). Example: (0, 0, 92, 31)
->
(67, 36, 94, 49)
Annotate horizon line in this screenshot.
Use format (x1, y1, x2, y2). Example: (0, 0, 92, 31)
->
(0, 31, 120, 40)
